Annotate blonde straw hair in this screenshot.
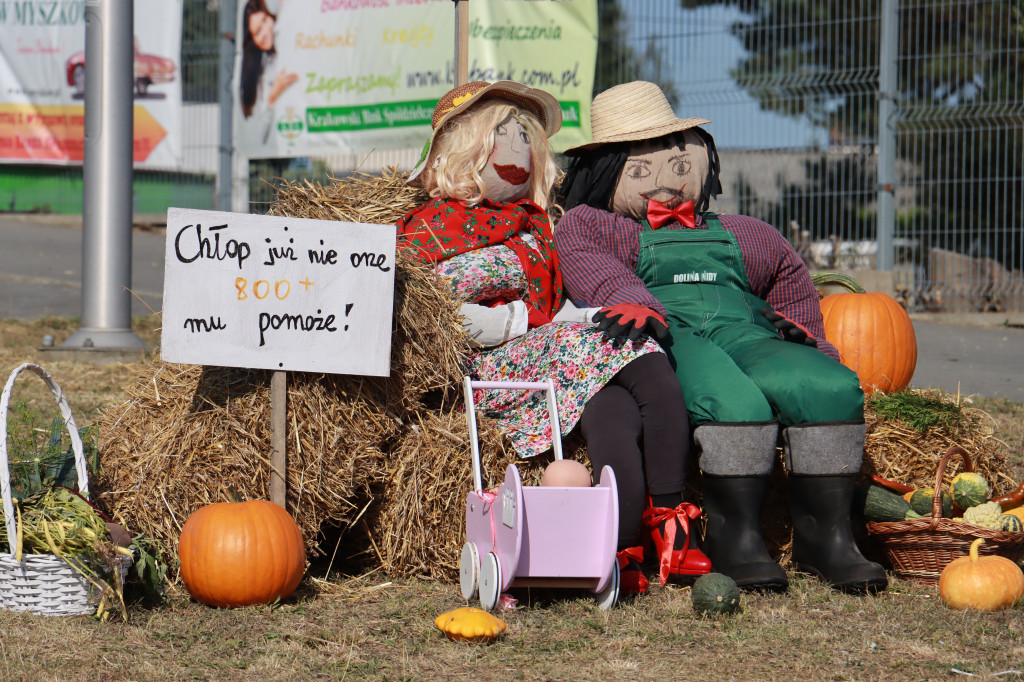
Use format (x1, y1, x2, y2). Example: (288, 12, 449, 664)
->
(420, 99, 559, 211)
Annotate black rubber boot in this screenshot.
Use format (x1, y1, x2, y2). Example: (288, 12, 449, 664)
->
(701, 475, 789, 592)
(789, 475, 888, 593)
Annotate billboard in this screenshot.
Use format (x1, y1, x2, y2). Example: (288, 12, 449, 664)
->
(234, 0, 597, 158)
(0, 0, 183, 169)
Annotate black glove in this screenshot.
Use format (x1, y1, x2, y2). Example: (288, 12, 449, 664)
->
(593, 303, 670, 343)
(760, 307, 818, 348)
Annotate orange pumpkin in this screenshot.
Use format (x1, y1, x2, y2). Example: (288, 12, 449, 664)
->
(938, 538, 1024, 611)
(178, 500, 306, 608)
(815, 274, 917, 394)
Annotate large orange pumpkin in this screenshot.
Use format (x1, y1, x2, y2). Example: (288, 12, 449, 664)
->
(816, 274, 917, 394)
(178, 500, 306, 608)
(938, 538, 1024, 611)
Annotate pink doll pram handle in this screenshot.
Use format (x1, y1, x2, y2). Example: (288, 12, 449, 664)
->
(462, 377, 563, 492)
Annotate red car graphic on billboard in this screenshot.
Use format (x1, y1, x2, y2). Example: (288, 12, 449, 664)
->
(65, 37, 176, 97)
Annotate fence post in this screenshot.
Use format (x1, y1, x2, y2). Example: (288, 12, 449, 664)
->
(217, 0, 237, 212)
(876, 0, 899, 272)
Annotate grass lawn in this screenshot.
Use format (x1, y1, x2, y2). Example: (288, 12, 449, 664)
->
(1, 316, 1023, 681)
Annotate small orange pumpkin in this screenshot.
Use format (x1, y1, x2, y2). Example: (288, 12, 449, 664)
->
(178, 499, 306, 608)
(814, 273, 917, 394)
(938, 538, 1024, 611)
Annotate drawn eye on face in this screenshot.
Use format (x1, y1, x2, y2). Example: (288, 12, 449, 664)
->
(623, 161, 651, 180)
(519, 129, 530, 146)
(669, 155, 691, 177)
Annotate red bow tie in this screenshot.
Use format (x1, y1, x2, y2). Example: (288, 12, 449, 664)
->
(646, 199, 696, 229)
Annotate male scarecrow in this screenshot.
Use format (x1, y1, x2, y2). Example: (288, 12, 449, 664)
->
(556, 81, 887, 593)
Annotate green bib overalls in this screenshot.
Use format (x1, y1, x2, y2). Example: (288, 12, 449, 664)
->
(634, 214, 863, 427)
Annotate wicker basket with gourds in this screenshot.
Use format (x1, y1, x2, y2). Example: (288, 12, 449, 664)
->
(855, 446, 1024, 585)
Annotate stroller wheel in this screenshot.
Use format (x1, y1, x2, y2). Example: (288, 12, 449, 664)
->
(459, 542, 480, 601)
(594, 559, 620, 610)
(479, 552, 502, 611)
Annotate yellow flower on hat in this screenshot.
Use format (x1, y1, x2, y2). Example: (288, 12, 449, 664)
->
(451, 91, 478, 108)
(439, 89, 481, 117)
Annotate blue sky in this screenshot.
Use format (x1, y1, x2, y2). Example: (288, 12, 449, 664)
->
(625, 0, 831, 150)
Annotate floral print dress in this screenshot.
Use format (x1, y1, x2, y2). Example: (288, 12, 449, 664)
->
(437, 242, 664, 458)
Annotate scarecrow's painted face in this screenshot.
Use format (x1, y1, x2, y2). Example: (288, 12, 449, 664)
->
(611, 130, 709, 221)
(480, 114, 532, 202)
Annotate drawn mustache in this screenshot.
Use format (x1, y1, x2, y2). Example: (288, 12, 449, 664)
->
(641, 187, 688, 207)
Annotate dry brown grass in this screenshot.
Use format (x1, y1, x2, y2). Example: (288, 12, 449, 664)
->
(0, 571, 1022, 680)
(3, 319, 1024, 679)
(0, 316, 163, 422)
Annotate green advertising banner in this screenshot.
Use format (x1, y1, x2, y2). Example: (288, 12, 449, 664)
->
(235, 0, 597, 158)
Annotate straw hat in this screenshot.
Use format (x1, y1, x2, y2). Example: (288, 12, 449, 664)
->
(564, 81, 710, 155)
(408, 80, 562, 186)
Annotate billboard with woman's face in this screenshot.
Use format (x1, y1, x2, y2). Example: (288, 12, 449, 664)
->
(234, 0, 597, 159)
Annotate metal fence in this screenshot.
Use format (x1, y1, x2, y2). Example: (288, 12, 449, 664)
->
(2, 0, 1021, 312)
(614, 0, 1023, 313)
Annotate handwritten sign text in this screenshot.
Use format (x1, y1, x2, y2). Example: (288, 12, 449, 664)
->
(161, 208, 396, 376)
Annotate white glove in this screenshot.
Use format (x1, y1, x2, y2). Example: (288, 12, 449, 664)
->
(552, 301, 602, 324)
(459, 301, 529, 348)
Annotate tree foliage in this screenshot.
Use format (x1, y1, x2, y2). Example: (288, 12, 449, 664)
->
(684, 0, 1023, 271)
(595, 0, 679, 104)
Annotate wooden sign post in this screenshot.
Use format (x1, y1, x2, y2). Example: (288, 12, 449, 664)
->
(161, 208, 397, 508)
(271, 371, 287, 508)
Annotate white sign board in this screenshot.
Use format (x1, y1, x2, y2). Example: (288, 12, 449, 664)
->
(161, 208, 396, 376)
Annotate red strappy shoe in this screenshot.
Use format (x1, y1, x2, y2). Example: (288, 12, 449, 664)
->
(642, 502, 712, 585)
(616, 546, 649, 595)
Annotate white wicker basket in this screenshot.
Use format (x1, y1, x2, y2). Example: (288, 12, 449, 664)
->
(0, 363, 124, 616)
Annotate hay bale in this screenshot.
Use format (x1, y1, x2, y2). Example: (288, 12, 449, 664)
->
(862, 389, 1014, 496)
(97, 169, 1013, 581)
(94, 363, 396, 553)
(93, 170, 477, 571)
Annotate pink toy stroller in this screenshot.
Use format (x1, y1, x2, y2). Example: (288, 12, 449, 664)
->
(459, 377, 620, 611)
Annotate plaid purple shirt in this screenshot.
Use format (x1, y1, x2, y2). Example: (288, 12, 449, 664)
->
(555, 204, 840, 361)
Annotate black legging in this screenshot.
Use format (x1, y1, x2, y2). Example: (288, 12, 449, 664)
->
(580, 352, 690, 548)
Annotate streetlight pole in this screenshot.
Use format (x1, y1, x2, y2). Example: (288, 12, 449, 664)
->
(60, 0, 147, 354)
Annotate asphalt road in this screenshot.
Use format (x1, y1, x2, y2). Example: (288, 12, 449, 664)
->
(0, 214, 164, 320)
(910, 319, 1024, 403)
(2, 214, 1022, 402)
